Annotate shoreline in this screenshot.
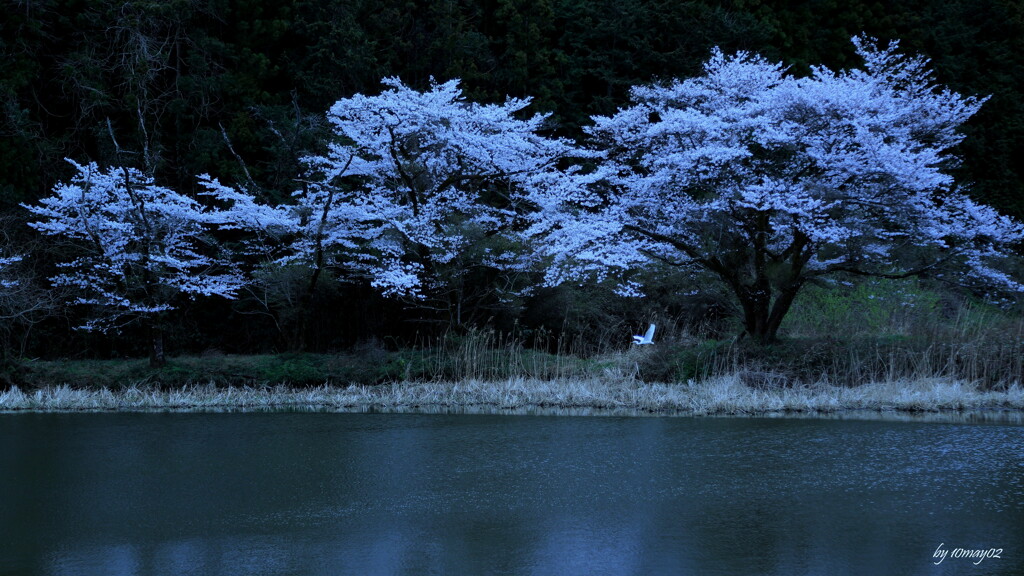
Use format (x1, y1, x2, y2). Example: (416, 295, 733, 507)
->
(2, 377, 1023, 421)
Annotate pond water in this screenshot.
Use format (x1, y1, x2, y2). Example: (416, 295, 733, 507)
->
(1, 412, 1022, 575)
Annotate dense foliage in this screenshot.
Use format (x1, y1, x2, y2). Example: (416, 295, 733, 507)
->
(2, 0, 1023, 360)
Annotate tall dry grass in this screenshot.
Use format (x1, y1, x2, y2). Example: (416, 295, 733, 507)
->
(2, 376, 1022, 416)
(403, 327, 607, 381)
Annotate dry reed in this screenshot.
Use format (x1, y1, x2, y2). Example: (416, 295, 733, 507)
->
(2, 375, 1022, 416)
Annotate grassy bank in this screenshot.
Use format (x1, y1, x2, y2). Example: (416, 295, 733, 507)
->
(2, 376, 1022, 416)
(3, 279, 1023, 416)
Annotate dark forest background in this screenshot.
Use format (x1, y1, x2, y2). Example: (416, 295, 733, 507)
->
(2, 0, 1023, 360)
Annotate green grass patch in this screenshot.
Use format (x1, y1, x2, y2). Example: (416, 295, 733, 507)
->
(10, 352, 397, 390)
(6, 341, 600, 390)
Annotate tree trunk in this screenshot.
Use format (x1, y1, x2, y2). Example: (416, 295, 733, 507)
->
(293, 294, 314, 352)
(150, 325, 166, 368)
(292, 265, 324, 352)
(733, 220, 811, 344)
(737, 283, 772, 344)
(737, 281, 805, 344)
(764, 280, 804, 341)
(739, 299, 771, 344)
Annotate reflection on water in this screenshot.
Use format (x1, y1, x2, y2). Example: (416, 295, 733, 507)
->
(1, 413, 1022, 575)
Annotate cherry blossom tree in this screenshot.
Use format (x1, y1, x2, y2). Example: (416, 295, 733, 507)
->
(537, 37, 1024, 343)
(207, 77, 583, 328)
(25, 160, 244, 365)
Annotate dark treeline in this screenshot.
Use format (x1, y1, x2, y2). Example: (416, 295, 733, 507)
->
(2, 0, 1023, 359)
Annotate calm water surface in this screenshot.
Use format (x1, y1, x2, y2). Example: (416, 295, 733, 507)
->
(1, 412, 1022, 575)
